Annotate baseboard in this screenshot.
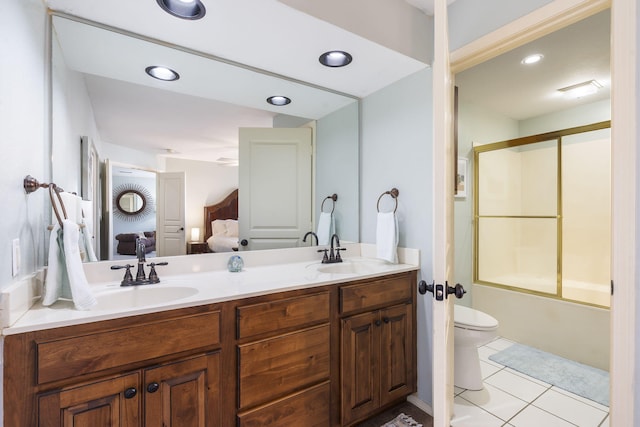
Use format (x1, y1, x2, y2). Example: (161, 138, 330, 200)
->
(407, 393, 433, 417)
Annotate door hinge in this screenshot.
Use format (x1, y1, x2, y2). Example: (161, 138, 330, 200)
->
(611, 280, 614, 296)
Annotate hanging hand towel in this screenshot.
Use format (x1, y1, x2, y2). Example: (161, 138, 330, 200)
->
(43, 223, 72, 306)
(61, 219, 97, 310)
(43, 221, 96, 310)
(316, 212, 334, 246)
(80, 220, 98, 262)
(376, 211, 398, 263)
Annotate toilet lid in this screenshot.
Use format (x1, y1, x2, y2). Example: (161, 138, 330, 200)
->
(454, 305, 498, 330)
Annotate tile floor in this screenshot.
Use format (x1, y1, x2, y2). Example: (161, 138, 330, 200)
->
(452, 337, 610, 427)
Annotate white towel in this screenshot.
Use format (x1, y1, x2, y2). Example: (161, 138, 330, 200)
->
(80, 220, 98, 262)
(376, 212, 398, 263)
(58, 192, 81, 224)
(316, 212, 334, 246)
(43, 223, 71, 305)
(43, 220, 96, 310)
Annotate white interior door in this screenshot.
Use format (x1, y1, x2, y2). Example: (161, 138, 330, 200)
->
(156, 171, 186, 256)
(432, 0, 456, 424)
(238, 127, 312, 251)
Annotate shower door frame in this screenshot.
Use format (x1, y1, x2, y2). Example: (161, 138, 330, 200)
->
(472, 121, 612, 308)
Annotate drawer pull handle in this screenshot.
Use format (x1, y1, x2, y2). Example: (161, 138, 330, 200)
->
(124, 387, 137, 399)
(383, 317, 390, 323)
(375, 320, 381, 327)
(147, 382, 160, 393)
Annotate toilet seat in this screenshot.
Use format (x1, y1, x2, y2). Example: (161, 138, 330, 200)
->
(454, 305, 498, 331)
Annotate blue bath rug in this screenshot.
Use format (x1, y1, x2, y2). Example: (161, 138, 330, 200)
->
(489, 343, 609, 407)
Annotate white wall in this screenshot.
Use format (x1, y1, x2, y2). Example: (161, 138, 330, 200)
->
(519, 98, 611, 136)
(361, 67, 434, 404)
(0, 0, 48, 289)
(51, 33, 102, 194)
(316, 102, 360, 243)
(164, 158, 238, 242)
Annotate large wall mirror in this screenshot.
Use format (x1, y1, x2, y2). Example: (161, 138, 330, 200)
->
(50, 14, 360, 261)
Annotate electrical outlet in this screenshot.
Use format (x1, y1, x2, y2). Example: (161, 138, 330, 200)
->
(12, 239, 20, 277)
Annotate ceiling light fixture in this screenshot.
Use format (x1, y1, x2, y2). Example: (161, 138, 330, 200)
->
(558, 80, 602, 99)
(521, 53, 544, 65)
(156, 0, 206, 20)
(319, 51, 353, 67)
(145, 66, 180, 81)
(266, 96, 291, 106)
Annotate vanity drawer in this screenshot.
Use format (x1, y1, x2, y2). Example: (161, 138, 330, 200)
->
(238, 324, 330, 409)
(36, 311, 220, 385)
(237, 381, 330, 427)
(340, 273, 413, 315)
(237, 291, 330, 339)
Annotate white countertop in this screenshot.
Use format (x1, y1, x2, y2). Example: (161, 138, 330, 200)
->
(3, 244, 419, 335)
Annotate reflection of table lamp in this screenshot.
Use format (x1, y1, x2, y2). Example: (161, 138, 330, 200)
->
(191, 227, 201, 243)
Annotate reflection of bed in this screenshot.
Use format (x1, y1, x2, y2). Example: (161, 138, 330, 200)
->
(204, 189, 239, 252)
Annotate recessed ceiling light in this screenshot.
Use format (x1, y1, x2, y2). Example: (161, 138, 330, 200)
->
(319, 51, 353, 67)
(266, 96, 291, 106)
(558, 80, 602, 99)
(521, 53, 544, 65)
(156, 0, 206, 20)
(145, 66, 180, 81)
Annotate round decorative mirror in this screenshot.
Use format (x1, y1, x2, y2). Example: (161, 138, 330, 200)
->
(116, 190, 146, 215)
(113, 183, 155, 221)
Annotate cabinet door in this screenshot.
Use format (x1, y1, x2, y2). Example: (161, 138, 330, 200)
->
(380, 303, 414, 406)
(341, 311, 379, 425)
(143, 352, 221, 427)
(38, 372, 141, 427)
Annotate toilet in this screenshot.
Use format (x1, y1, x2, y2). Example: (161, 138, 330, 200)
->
(453, 304, 499, 390)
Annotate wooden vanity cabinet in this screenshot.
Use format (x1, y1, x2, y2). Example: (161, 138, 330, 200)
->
(5, 304, 224, 427)
(339, 273, 416, 426)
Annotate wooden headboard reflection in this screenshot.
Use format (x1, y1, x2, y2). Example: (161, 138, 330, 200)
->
(204, 189, 238, 241)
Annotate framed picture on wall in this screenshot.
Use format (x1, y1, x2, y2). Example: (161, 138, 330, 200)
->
(456, 157, 468, 198)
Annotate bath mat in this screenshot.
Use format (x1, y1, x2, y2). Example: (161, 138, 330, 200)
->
(489, 343, 609, 406)
(381, 413, 423, 427)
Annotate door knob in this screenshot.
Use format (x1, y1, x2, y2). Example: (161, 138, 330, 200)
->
(447, 283, 466, 299)
(147, 382, 159, 393)
(418, 280, 434, 295)
(240, 239, 248, 246)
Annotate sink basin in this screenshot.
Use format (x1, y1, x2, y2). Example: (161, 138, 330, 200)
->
(315, 259, 391, 275)
(93, 285, 199, 310)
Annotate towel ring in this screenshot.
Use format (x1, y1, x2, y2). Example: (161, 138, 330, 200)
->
(376, 188, 399, 213)
(321, 194, 338, 214)
(49, 184, 68, 228)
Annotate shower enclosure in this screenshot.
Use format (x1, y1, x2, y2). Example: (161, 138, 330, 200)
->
(474, 121, 611, 308)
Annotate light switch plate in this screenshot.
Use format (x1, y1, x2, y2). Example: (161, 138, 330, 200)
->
(12, 238, 20, 277)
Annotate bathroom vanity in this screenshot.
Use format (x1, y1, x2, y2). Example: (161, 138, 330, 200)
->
(3, 247, 418, 427)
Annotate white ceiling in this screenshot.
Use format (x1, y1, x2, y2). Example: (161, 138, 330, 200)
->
(46, 0, 610, 162)
(455, 10, 610, 121)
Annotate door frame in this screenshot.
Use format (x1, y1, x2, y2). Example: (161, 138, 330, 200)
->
(436, 0, 636, 424)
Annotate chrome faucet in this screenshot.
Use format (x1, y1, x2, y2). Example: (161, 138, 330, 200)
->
(303, 231, 319, 246)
